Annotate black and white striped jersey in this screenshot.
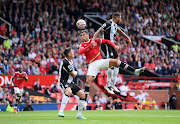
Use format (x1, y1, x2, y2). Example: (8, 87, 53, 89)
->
(58, 58, 75, 84)
(101, 19, 118, 43)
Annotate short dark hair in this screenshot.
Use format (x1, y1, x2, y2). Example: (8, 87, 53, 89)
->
(112, 12, 121, 19)
(80, 29, 89, 34)
(64, 48, 71, 57)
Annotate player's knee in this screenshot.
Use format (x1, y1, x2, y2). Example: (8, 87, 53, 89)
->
(86, 78, 92, 84)
(79, 93, 86, 99)
(86, 76, 93, 84)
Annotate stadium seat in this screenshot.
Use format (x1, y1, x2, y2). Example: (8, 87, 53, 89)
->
(136, 85, 142, 90)
(136, 82, 141, 86)
(50, 93, 56, 99)
(128, 81, 133, 85)
(128, 85, 134, 90)
(56, 93, 62, 100)
(27, 86, 33, 89)
(68, 97, 75, 103)
(97, 74, 106, 87)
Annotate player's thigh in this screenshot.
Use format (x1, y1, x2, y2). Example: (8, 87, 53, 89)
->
(60, 82, 73, 96)
(98, 59, 111, 70)
(64, 87, 73, 96)
(14, 87, 20, 95)
(70, 83, 81, 95)
(19, 89, 24, 96)
(75, 90, 85, 99)
(87, 61, 100, 78)
(112, 47, 118, 59)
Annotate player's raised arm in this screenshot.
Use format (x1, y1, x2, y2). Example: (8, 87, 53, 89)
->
(117, 27, 132, 43)
(23, 73, 28, 82)
(11, 74, 17, 86)
(101, 39, 119, 51)
(92, 26, 104, 43)
(79, 44, 91, 54)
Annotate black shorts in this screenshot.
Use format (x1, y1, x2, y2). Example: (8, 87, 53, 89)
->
(60, 81, 81, 95)
(101, 43, 118, 59)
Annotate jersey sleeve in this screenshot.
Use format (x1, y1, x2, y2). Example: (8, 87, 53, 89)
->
(101, 21, 111, 31)
(63, 61, 73, 73)
(95, 38, 102, 44)
(24, 72, 28, 79)
(12, 72, 17, 78)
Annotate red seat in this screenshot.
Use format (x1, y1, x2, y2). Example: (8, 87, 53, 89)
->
(56, 93, 62, 100)
(50, 93, 56, 98)
(142, 82, 146, 85)
(27, 86, 33, 89)
(128, 81, 133, 85)
(128, 85, 134, 90)
(136, 85, 142, 90)
(136, 82, 141, 86)
(68, 97, 75, 103)
(97, 74, 106, 87)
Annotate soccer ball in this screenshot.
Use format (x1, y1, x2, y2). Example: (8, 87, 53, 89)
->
(76, 19, 86, 29)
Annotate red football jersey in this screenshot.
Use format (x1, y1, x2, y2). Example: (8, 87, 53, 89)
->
(12, 72, 28, 89)
(79, 38, 116, 64)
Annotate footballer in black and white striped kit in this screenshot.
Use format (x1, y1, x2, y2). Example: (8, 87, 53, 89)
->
(90, 12, 145, 95)
(58, 48, 87, 119)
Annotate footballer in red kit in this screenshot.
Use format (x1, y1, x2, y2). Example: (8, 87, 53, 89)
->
(79, 30, 145, 96)
(12, 67, 28, 113)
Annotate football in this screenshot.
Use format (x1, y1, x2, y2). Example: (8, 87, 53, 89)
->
(76, 19, 86, 29)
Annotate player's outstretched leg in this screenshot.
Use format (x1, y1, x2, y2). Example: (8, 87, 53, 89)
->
(104, 68, 115, 94)
(76, 90, 87, 119)
(58, 88, 72, 117)
(111, 66, 120, 93)
(109, 59, 145, 76)
(14, 94, 21, 114)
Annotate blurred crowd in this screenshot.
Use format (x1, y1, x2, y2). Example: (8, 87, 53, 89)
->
(0, 0, 179, 76)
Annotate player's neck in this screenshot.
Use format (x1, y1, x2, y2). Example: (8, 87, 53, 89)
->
(66, 57, 72, 62)
(112, 18, 117, 24)
(84, 39, 90, 42)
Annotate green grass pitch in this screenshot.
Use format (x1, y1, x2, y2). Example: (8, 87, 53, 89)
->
(0, 110, 179, 124)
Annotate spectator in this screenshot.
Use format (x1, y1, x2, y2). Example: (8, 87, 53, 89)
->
(86, 96, 93, 103)
(12, 32, 19, 46)
(98, 93, 107, 104)
(28, 50, 36, 60)
(22, 91, 31, 103)
(176, 80, 180, 91)
(113, 98, 122, 110)
(119, 81, 130, 100)
(0, 87, 4, 99)
(3, 60, 9, 74)
(134, 90, 149, 103)
(50, 81, 58, 93)
(0, 22, 7, 36)
(45, 86, 51, 96)
(3, 36, 11, 49)
(106, 97, 114, 110)
(39, 63, 46, 75)
(23, 100, 33, 111)
(94, 100, 103, 110)
(169, 93, 177, 110)
(34, 78, 42, 91)
(32, 63, 40, 75)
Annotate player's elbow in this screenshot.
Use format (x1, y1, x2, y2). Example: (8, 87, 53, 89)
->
(70, 71, 78, 77)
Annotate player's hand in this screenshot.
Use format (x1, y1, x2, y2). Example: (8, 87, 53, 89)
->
(127, 37, 132, 44)
(114, 46, 119, 51)
(91, 40, 97, 48)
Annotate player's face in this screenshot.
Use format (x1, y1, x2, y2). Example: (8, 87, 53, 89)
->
(115, 16, 121, 24)
(68, 50, 74, 58)
(81, 32, 89, 42)
(19, 67, 23, 72)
